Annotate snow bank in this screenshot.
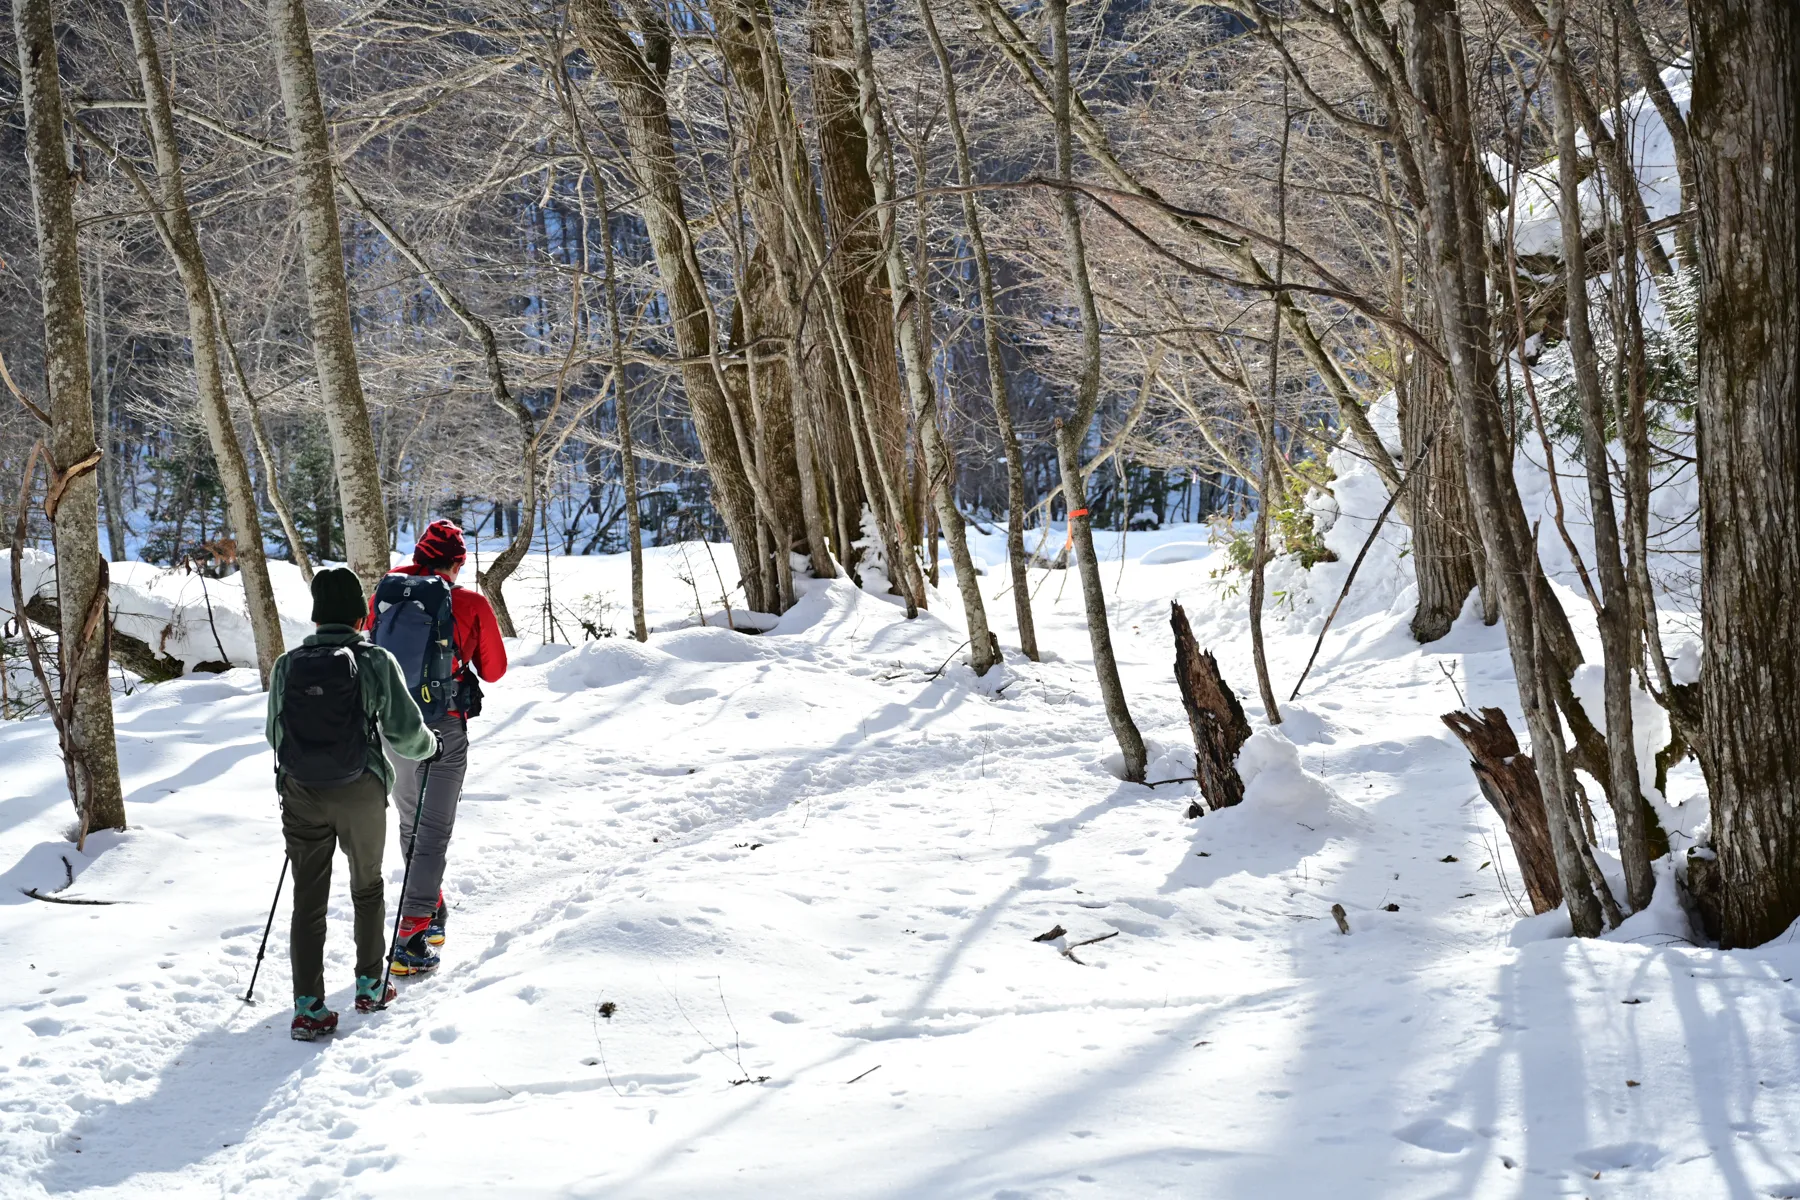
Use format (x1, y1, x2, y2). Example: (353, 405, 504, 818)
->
(1, 549, 313, 674)
(545, 638, 667, 690)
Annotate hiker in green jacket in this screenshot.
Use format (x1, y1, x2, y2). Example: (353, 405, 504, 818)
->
(265, 567, 438, 1040)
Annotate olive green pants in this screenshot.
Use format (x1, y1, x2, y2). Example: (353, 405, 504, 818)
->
(279, 771, 388, 1003)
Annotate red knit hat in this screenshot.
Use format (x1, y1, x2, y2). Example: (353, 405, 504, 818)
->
(413, 519, 467, 568)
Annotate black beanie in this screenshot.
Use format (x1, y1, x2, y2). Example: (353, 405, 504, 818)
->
(310, 567, 366, 627)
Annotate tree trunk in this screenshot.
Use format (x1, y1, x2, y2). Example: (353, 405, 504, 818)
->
(87, 261, 128, 562)
(919, 0, 1038, 660)
(126, 0, 286, 688)
(840, 0, 997, 669)
(1691, 0, 1800, 948)
(1550, 0, 1654, 913)
(569, 0, 771, 612)
(1399, 324, 1479, 642)
(1249, 392, 1282, 724)
(1617, 0, 1698, 269)
(1400, 0, 1603, 934)
(598, 177, 648, 642)
(1048, 0, 1146, 782)
(711, 0, 834, 587)
(14, 0, 125, 831)
(1172, 600, 1251, 813)
(813, 0, 917, 587)
(267, 0, 389, 590)
(1057, 422, 1147, 783)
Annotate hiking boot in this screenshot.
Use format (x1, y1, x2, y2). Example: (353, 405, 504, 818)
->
(355, 976, 397, 1013)
(291, 998, 338, 1041)
(389, 930, 440, 977)
(427, 895, 447, 947)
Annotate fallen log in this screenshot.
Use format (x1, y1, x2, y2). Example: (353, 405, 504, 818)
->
(24, 595, 185, 683)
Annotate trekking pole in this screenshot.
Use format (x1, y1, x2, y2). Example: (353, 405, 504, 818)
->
(242, 856, 289, 1004)
(376, 756, 434, 1010)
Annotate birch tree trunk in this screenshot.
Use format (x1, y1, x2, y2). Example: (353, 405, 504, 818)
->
(14, 0, 125, 830)
(1691, 0, 1800, 948)
(267, 0, 390, 589)
(125, 0, 286, 687)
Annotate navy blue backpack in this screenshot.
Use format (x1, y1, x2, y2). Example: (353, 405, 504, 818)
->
(371, 573, 458, 722)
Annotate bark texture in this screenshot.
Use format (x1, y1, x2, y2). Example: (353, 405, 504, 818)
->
(1172, 601, 1251, 813)
(1691, 0, 1800, 948)
(14, 0, 125, 830)
(1442, 707, 1563, 914)
(1398, 337, 1478, 643)
(267, 0, 389, 590)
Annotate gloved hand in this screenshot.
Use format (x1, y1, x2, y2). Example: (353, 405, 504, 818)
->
(428, 733, 446, 763)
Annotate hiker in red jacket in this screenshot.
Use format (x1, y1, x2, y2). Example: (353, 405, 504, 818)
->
(368, 519, 507, 976)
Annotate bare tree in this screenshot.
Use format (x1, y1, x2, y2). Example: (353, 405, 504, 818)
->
(267, 0, 392, 588)
(12, 0, 124, 831)
(123, 0, 286, 686)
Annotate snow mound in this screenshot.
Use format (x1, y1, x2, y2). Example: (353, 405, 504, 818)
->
(1238, 728, 1363, 828)
(656, 625, 777, 663)
(1137, 541, 1211, 566)
(545, 638, 667, 690)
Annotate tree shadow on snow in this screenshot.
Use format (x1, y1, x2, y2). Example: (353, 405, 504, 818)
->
(34, 1009, 323, 1193)
(122, 739, 269, 807)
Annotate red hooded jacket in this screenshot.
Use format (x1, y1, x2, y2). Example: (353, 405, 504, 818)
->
(369, 564, 507, 715)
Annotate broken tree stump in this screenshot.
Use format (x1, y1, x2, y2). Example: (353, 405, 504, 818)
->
(1441, 707, 1563, 915)
(1171, 600, 1252, 814)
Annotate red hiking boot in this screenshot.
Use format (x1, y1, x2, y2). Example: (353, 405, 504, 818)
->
(291, 998, 338, 1042)
(355, 976, 397, 1013)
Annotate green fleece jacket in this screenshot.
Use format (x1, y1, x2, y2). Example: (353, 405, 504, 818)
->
(264, 626, 437, 792)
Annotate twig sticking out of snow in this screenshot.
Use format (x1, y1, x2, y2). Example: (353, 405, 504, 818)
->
(1060, 931, 1119, 965)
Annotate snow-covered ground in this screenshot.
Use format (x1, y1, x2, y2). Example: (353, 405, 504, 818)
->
(2, 510, 1798, 1198)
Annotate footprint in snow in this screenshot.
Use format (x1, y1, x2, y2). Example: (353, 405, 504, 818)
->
(1394, 1118, 1476, 1154)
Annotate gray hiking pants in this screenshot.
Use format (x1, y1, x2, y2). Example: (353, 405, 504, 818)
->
(279, 771, 388, 1002)
(388, 715, 469, 920)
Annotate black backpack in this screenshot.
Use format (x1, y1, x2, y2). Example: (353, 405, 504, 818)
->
(371, 573, 458, 722)
(277, 643, 375, 787)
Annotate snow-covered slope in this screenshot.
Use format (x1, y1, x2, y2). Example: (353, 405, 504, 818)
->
(2, 530, 1795, 1199)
